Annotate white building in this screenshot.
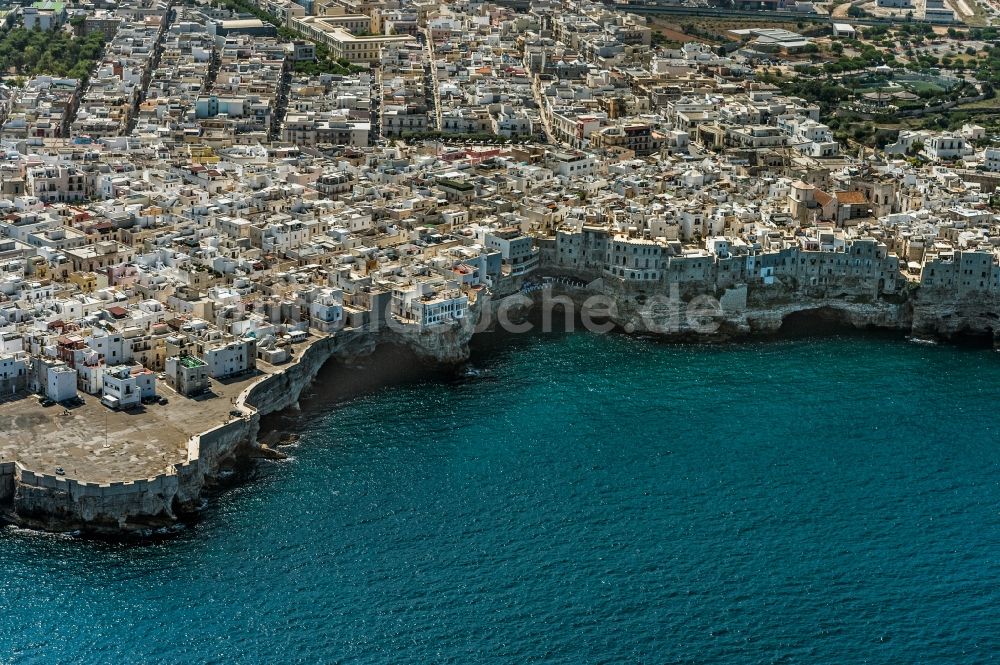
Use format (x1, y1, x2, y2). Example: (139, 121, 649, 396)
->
(46, 365, 78, 403)
(485, 229, 540, 277)
(923, 135, 972, 160)
(832, 23, 856, 39)
(606, 235, 667, 282)
(548, 151, 597, 178)
(101, 365, 152, 409)
(308, 288, 345, 333)
(984, 148, 1000, 172)
(202, 338, 256, 379)
(392, 282, 469, 328)
(0, 352, 28, 394)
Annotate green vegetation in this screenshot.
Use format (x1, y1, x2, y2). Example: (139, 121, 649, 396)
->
(651, 31, 678, 49)
(0, 27, 104, 81)
(968, 27, 1000, 40)
(906, 140, 924, 157)
(215, 0, 301, 40)
(401, 130, 532, 145)
(680, 22, 725, 44)
(294, 47, 367, 76)
(863, 22, 933, 44)
(759, 20, 1000, 139)
(904, 80, 946, 95)
(759, 73, 851, 114)
(965, 45, 1000, 89)
(179, 355, 207, 369)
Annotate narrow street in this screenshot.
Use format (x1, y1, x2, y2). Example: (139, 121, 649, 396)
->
(422, 27, 443, 130)
(127, 1, 174, 135)
(272, 64, 292, 141)
(532, 75, 557, 145)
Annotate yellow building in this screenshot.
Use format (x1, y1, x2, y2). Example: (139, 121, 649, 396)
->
(28, 257, 48, 279)
(289, 16, 415, 65)
(189, 144, 220, 165)
(68, 271, 106, 293)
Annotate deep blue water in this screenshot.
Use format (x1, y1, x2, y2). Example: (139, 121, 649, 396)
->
(2, 331, 999, 664)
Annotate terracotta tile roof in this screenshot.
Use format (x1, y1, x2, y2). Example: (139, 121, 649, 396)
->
(814, 190, 834, 207)
(835, 190, 867, 205)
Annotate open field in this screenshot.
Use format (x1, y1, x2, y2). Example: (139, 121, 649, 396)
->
(648, 17, 715, 43)
(951, 0, 988, 26)
(648, 18, 711, 43)
(648, 16, 827, 44)
(905, 80, 948, 94)
(0, 341, 318, 483)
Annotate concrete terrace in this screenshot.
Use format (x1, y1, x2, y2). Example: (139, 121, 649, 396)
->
(0, 349, 304, 484)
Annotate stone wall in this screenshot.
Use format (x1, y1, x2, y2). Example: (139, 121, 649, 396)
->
(194, 418, 255, 482)
(0, 462, 14, 502)
(11, 460, 197, 530)
(5, 271, 997, 535)
(1, 313, 482, 534)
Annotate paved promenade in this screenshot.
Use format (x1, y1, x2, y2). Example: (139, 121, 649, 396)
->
(0, 368, 272, 484)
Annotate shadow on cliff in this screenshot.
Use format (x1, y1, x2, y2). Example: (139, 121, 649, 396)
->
(259, 310, 581, 437)
(260, 343, 464, 434)
(935, 325, 997, 349)
(775, 307, 906, 341)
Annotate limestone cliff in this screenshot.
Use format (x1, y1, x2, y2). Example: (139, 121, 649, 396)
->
(506, 277, 913, 341)
(2, 300, 484, 535)
(911, 290, 1000, 343)
(5, 273, 995, 536)
(381, 292, 486, 363)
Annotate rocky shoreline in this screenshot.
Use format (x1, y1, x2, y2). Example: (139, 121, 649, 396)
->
(2, 275, 998, 537)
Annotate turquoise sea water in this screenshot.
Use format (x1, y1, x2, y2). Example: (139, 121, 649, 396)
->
(1, 330, 999, 664)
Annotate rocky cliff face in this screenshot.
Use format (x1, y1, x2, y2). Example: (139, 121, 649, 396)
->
(243, 330, 376, 418)
(8, 274, 995, 535)
(13, 481, 175, 532)
(2, 303, 485, 535)
(381, 293, 486, 363)
(518, 262, 1000, 346)
(912, 290, 1000, 343)
(508, 278, 913, 342)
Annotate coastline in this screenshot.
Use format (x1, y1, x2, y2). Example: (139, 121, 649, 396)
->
(0, 299, 483, 537)
(2, 275, 999, 537)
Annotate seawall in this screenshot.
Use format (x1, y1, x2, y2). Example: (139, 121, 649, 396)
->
(1, 298, 485, 534)
(3, 273, 997, 535)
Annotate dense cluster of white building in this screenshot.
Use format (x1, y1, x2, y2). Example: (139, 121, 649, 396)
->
(0, 0, 999, 408)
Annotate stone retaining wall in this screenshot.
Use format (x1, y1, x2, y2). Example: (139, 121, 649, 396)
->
(4, 277, 993, 534)
(0, 462, 14, 502)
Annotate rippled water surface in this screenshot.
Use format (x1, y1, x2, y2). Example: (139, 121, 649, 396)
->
(1, 332, 999, 663)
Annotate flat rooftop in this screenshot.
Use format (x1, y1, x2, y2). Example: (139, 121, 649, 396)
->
(178, 354, 206, 369)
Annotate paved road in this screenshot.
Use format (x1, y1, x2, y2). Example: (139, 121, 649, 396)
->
(616, 2, 948, 27)
(532, 77, 558, 145)
(422, 28, 443, 130)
